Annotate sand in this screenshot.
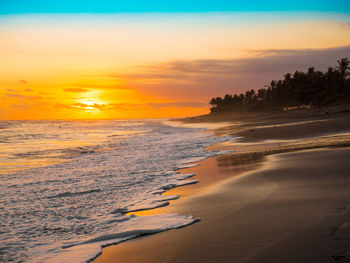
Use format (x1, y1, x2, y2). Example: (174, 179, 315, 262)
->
(94, 111, 350, 263)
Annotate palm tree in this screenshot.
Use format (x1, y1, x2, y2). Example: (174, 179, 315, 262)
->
(208, 58, 349, 114)
(336, 58, 349, 79)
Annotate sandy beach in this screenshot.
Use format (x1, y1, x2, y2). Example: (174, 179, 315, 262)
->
(94, 110, 350, 263)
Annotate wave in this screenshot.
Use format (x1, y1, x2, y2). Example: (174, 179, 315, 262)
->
(47, 189, 102, 199)
(1, 119, 233, 263)
(43, 214, 200, 263)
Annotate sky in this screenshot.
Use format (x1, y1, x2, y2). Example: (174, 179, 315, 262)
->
(1, 0, 350, 13)
(1, 1, 350, 120)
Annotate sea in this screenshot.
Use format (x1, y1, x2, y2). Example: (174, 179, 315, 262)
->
(0, 119, 231, 262)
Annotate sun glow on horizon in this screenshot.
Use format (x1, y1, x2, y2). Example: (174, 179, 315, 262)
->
(74, 90, 106, 111)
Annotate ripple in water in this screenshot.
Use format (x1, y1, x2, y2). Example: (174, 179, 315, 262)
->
(0, 119, 231, 262)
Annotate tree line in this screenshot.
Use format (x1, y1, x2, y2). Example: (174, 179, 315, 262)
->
(209, 58, 350, 113)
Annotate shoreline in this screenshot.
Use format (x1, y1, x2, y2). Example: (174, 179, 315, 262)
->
(94, 111, 350, 263)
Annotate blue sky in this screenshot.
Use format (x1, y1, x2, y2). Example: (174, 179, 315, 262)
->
(1, 0, 350, 14)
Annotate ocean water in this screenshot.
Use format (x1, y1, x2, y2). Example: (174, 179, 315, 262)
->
(0, 119, 230, 262)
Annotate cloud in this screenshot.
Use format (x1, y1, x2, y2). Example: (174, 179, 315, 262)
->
(114, 45, 350, 99)
(107, 103, 147, 111)
(5, 93, 43, 100)
(10, 103, 30, 109)
(6, 88, 18, 92)
(63, 88, 89, 92)
(50, 102, 72, 109)
(19, 80, 28, 84)
(72, 103, 106, 110)
(148, 101, 207, 108)
(335, 22, 350, 30)
(74, 83, 131, 90)
(245, 45, 350, 60)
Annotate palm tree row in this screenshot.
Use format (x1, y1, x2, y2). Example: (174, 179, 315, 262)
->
(209, 58, 350, 113)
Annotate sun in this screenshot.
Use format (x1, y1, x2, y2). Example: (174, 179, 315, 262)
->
(74, 92, 106, 112)
(71, 89, 107, 112)
(74, 99, 105, 111)
(80, 99, 98, 107)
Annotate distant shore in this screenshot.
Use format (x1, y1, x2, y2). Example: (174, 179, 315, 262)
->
(94, 108, 350, 263)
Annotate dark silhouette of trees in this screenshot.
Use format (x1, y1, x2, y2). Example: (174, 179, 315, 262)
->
(209, 58, 350, 114)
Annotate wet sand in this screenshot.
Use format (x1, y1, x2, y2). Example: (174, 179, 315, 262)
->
(94, 112, 350, 263)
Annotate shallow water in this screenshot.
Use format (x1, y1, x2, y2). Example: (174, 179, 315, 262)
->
(0, 119, 230, 262)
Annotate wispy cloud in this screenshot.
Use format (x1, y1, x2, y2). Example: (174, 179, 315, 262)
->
(72, 103, 106, 110)
(115, 45, 350, 99)
(63, 88, 90, 92)
(10, 103, 30, 109)
(74, 83, 131, 91)
(107, 103, 146, 111)
(147, 101, 207, 108)
(6, 88, 18, 92)
(5, 93, 43, 100)
(335, 22, 350, 30)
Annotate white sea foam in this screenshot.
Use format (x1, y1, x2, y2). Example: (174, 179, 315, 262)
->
(34, 214, 199, 263)
(0, 119, 230, 262)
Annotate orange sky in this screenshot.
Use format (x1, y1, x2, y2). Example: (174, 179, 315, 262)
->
(1, 13, 350, 119)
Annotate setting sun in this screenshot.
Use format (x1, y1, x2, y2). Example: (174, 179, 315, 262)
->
(74, 89, 106, 112)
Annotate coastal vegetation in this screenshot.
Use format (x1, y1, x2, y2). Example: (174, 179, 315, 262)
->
(209, 58, 350, 113)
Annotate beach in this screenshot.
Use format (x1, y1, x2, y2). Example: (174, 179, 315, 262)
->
(94, 110, 350, 263)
